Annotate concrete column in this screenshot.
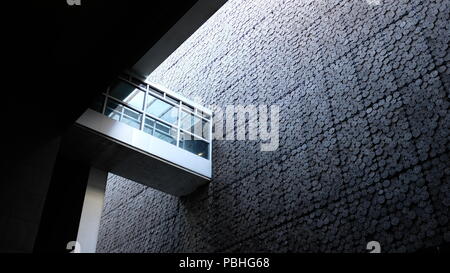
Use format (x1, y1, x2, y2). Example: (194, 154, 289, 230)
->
(76, 168, 107, 253)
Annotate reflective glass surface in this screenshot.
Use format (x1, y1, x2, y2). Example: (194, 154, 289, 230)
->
(109, 81, 145, 110)
(105, 99, 122, 121)
(181, 110, 210, 139)
(179, 132, 209, 159)
(122, 107, 142, 129)
(146, 94, 179, 125)
(144, 116, 177, 145)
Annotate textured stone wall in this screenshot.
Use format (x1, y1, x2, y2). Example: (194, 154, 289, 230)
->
(97, 0, 450, 253)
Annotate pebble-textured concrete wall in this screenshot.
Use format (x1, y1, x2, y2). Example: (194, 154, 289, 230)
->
(97, 0, 450, 253)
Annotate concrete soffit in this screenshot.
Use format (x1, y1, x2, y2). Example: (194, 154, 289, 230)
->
(130, 0, 227, 79)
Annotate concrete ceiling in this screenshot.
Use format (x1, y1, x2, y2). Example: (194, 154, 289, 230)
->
(131, 0, 227, 79)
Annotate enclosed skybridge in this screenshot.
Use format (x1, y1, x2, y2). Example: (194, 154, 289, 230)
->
(63, 74, 213, 196)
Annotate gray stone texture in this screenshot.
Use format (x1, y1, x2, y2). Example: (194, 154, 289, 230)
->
(97, 0, 450, 253)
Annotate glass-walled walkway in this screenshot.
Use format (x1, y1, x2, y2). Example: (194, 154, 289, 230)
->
(90, 74, 212, 160)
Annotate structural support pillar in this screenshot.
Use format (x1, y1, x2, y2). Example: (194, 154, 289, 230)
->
(76, 168, 107, 253)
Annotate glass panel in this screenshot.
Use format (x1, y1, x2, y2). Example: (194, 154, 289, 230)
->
(143, 116, 177, 145)
(143, 118, 155, 135)
(105, 99, 142, 129)
(149, 87, 164, 98)
(122, 107, 142, 129)
(109, 81, 145, 110)
(154, 125, 177, 145)
(105, 99, 122, 121)
(166, 95, 180, 105)
(145, 94, 179, 125)
(182, 103, 194, 112)
(90, 94, 105, 113)
(181, 110, 210, 139)
(179, 132, 209, 159)
(202, 119, 210, 139)
(130, 77, 147, 90)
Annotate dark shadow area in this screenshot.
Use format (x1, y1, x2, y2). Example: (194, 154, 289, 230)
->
(1, 1, 198, 252)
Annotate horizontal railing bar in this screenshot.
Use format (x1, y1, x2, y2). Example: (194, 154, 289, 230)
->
(181, 106, 211, 123)
(179, 128, 210, 143)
